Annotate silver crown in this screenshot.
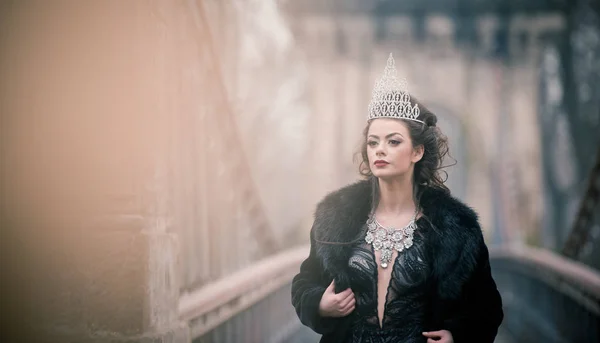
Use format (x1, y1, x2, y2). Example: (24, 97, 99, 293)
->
(367, 53, 423, 124)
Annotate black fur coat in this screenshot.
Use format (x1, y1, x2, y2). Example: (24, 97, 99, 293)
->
(291, 180, 504, 343)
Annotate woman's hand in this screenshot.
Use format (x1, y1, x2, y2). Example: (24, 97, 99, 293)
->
(422, 330, 453, 343)
(318, 280, 355, 317)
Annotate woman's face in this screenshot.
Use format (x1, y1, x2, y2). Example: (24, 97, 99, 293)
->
(366, 118, 423, 180)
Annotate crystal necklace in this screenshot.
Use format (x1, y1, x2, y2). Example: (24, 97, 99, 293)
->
(365, 212, 418, 268)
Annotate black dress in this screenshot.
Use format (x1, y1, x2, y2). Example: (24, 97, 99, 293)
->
(347, 218, 430, 343)
(290, 181, 504, 343)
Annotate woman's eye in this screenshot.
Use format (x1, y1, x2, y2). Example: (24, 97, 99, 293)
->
(389, 140, 400, 146)
(368, 141, 378, 147)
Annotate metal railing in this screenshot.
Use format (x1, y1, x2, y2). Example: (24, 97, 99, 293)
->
(490, 245, 600, 343)
(179, 246, 309, 342)
(563, 146, 600, 269)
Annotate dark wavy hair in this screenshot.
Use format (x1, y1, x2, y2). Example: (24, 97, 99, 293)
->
(314, 95, 453, 246)
(356, 94, 453, 207)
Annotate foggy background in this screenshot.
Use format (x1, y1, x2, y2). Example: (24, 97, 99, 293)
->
(1, 0, 599, 342)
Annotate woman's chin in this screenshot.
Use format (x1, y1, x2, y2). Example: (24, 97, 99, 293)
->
(372, 169, 411, 181)
(373, 171, 399, 180)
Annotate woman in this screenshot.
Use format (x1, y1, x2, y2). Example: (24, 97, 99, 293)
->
(291, 54, 503, 343)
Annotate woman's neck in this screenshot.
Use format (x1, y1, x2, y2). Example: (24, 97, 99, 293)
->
(376, 175, 416, 216)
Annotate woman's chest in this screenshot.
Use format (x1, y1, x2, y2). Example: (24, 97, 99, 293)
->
(347, 229, 431, 292)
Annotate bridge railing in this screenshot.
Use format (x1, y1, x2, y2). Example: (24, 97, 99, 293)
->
(490, 245, 600, 343)
(179, 245, 309, 342)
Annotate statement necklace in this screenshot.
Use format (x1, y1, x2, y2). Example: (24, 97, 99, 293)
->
(365, 212, 418, 268)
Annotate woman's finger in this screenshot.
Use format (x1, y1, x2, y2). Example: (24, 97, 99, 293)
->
(336, 288, 353, 300)
(423, 330, 452, 343)
(440, 333, 453, 343)
(422, 331, 442, 338)
(341, 304, 355, 316)
(340, 297, 355, 312)
(338, 293, 355, 308)
(326, 280, 335, 293)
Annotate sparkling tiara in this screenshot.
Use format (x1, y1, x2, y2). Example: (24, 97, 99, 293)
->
(367, 53, 424, 124)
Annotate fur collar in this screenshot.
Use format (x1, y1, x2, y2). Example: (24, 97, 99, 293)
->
(312, 179, 484, 299)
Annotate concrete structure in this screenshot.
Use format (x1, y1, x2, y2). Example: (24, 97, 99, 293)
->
(0, 0, 305, 341)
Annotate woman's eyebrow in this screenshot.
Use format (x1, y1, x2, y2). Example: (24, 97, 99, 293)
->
(368, 132, 404, 139)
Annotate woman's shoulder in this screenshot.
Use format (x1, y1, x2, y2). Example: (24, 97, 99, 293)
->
(421, 188, 490, 299)
(420, 187, 484, 242)
(312, 180, 372, 242)
(313, 180, 372, 228)
(315, 180, 371, 215)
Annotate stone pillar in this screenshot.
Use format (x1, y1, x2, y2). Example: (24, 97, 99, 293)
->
(0, 1, 189, 342)
(300, 16, 340, 201)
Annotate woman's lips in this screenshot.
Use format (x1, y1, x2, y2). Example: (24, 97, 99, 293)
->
(374, 160, 389, 167)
